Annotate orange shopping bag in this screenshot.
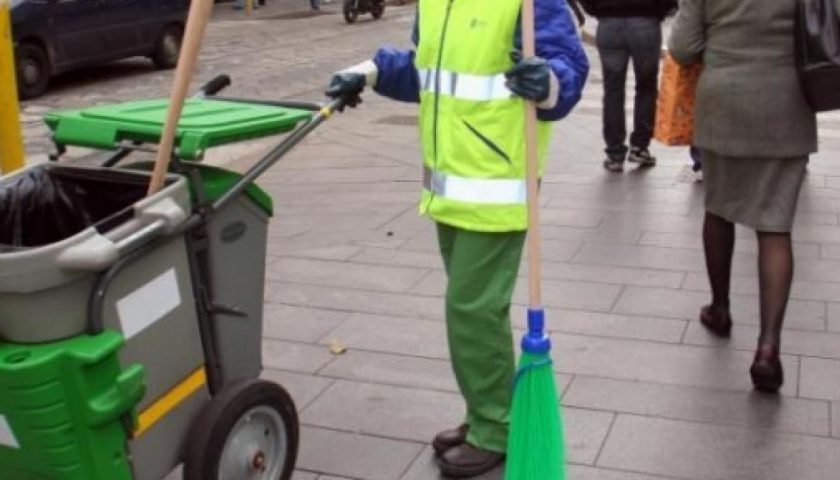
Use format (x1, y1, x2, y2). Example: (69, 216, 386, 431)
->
(654, 54, 702, 146)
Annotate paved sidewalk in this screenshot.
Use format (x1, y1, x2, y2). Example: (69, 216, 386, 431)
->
(14, 5, 840, 479)
(248, 52, 840, 480)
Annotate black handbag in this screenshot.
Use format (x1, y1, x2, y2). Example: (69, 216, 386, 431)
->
(795, 0, 840, 112)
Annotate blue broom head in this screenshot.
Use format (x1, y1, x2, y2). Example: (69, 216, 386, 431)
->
(522, 308, 551, 354)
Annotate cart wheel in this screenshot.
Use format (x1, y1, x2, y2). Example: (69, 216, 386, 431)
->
(15, 42, 50, 99)
(371, 1, 384, 19)
(152, 24, 183, 70)
(184, 380, 299, 480)
(343, 0, 358, 23)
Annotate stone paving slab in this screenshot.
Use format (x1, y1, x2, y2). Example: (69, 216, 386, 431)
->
(266, 281, 443, 321)
(640, 231, 822, 258)
(798, 356, 840, 401)
(681, 272, 840, 303)
(301, 380, 465, 443)
(562, 407, 616, 465)
(266, 257, 429, 293)
(318, 350, 461, 393)
(613, 286, 827, 331)
(261, 369, 336, 411)
(263, 338, 336, 374)
(321, 313, 450, 359)
(598, 415, 840, 480)
(297, 426, 423, 480)
(683, 321, 840, 360)
(514, 309, 688, 344)
(563, 376, 830, 437)
(263, 304, 351, 343)
(513, 278, 623, 312)
(549, 334, 800, 396)
(833, 403, 840, 438)
(827, 303, 840, 332)
(566, 465, 681, 480)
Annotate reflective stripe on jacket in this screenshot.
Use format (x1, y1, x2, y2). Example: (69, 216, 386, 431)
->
(374, 0, 589, 231)
(414, 0, 552, 232)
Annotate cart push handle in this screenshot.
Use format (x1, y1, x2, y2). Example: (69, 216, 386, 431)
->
(200, 73, 324, 112)
(197, 74, 231, 98)
(167, 71, 354, 212)
(208, 95, 349, 212)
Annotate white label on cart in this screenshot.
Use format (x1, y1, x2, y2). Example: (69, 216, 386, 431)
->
(117, 268, 181, 340)
(0, 415, 19, 449)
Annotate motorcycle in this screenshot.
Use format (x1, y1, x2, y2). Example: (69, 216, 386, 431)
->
(343, 0, 385, 24)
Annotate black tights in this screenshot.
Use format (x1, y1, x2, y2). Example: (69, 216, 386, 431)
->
(703, 212, 793, 350)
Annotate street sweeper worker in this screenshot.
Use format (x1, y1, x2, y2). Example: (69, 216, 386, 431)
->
(325, 0, 588, 477)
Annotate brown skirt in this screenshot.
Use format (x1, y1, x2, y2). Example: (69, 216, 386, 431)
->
(702, 150, 809, 233)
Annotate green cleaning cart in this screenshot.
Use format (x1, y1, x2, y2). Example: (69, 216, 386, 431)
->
(0, 76, 351, 480)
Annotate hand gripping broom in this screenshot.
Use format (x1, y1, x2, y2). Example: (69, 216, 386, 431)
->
(504, 0, 566, 478)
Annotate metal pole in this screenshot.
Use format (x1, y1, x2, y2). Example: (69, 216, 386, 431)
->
(211, 99, 344, 212)
(0, 0, 23, 174)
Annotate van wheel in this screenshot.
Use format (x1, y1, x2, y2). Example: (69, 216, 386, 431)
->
(152, 25, 183, 69)
(15, 42, 50, 100)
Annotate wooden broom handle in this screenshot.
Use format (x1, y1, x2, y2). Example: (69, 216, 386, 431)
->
(521, 0, 542, 308)
(147, 0, 214, 196)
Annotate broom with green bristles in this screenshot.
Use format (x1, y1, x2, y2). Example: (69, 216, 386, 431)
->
(504, 0, 566, 477)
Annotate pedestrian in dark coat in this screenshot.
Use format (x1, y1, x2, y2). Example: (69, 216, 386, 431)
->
(580, 0, 677, 172)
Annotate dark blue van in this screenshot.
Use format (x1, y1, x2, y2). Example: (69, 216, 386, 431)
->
(11, 0, 188, 99)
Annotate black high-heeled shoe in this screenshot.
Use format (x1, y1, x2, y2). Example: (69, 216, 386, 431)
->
(699, 305, 732, 338)
(750, 345, 783, 393)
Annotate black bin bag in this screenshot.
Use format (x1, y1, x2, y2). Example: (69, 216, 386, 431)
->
(0, 166, 150, 251)
(796, 0, 840, 112)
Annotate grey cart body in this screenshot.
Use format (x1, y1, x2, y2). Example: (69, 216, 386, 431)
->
(0, 81, 346, 480)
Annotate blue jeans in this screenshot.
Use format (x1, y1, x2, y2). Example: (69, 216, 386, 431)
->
(596, 17, 663, 157)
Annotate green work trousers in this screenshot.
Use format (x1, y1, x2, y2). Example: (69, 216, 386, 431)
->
(436, 222, 526, 453)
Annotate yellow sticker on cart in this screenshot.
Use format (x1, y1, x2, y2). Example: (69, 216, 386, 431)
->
(134, 367, 207, 438)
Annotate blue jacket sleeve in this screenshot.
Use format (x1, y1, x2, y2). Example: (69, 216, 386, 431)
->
(516, 0, 590, 121)
(371, 16, 421, 103)
(373, 3, 588, 112)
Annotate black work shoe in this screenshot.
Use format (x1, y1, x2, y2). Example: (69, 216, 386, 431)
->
(603, 154, 625, 173)
(432, 424, 468, 456)
(628, 147, 657, 167)
(439, 443, 505, 478)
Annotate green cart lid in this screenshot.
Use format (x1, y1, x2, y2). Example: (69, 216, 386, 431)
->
(44, 99, 313, 160)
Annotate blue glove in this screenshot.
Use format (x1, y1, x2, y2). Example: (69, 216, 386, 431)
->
(505, 54, 551, 103)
